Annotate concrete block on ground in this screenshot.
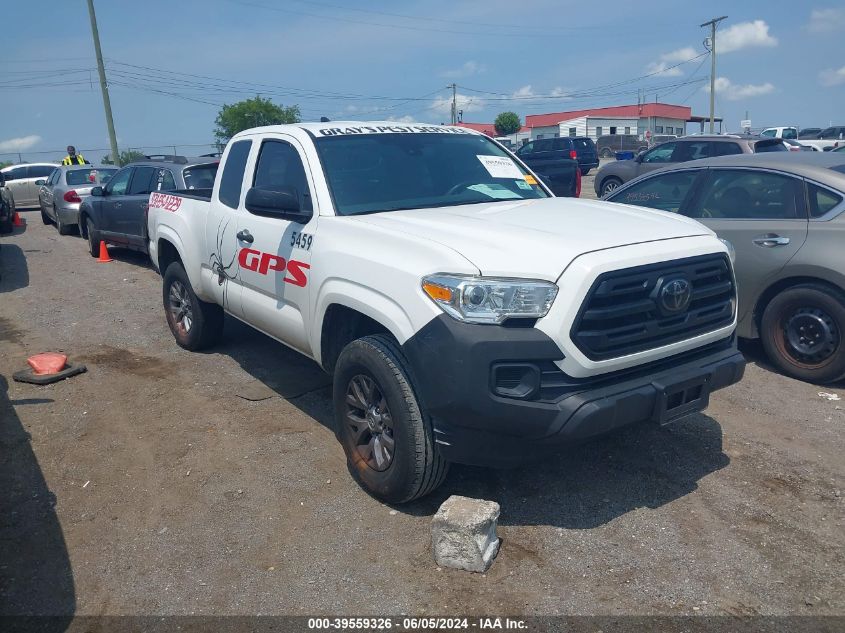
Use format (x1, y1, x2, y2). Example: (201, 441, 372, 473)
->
(431, 495, 500, 572)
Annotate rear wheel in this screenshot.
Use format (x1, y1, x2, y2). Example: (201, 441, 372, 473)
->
(600, 147, 613, 159)
(162, 261, 223, 351)
(54, 205, 70, 235)
(333, 334, 448, 503)
(760, 284, 845, 384)
(40, 203, 51, 225)
(600, 176, 623, 197)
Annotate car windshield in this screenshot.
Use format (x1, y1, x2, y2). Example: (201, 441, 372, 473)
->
(182, 163, 218, 190)
(65, 168, 118, 186)
(313, 131, 549, 216)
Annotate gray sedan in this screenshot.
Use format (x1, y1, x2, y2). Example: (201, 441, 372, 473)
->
(37, 165, 118, 234)
(605, 153, 845, 384)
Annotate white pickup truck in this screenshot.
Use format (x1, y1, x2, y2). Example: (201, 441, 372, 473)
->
(147, 122, 745, 502)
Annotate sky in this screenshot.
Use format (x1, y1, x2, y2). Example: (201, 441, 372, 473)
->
(1, 0, 843, 162)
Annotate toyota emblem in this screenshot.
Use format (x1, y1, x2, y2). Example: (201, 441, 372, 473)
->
(659, 277, 692, 314)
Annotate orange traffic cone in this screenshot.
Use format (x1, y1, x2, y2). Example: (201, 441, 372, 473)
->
(12, 211, 24, 227)
(96, 241, 113, 263)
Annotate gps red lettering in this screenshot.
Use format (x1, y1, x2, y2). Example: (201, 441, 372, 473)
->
(237, 248, 309, 286)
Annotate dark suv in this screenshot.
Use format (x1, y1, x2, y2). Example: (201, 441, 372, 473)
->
(79, 156, 219, 258)
(594, 135, 786, 197)
(517, 136, 599, 175)
(596, 134, 648, 159)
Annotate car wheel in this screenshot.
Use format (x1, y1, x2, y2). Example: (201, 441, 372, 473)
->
(41, 203, 51, 225)
(760, 284, 845, 384)
(83, 216, 100, 257)
(581, 168, 590, 176)
(54, 205, 71, 235)
(162, 261, 224, 351)
(333, 334, 449, 503)
(600, 148, 613, 159)
(600, 177, 623, 197)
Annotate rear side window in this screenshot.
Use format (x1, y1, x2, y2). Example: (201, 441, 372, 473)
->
(252, 140, 312, 212)
(535, 139, 554, 152)
(218, 140, 252, 209)
(182, 163, 218, 190)
(153, 169, 176, 192)
(128, 166, 156, 195)
(712, 142, 743, 156)
(573, 138, 594, 151)
(551, 138, 571, 151)
(754, 140, 788, 153)
(782, 128, 797, 140)
(807, 183, 843, 218)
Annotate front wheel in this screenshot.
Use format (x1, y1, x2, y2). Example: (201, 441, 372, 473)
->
(333, 334, 448, 503)
(82, 216, 100, 257)
(162, 261, 223, 351)
(600, 176, 623, 197)
(41, 203, 51, 225)
(760, 284, 845, 384)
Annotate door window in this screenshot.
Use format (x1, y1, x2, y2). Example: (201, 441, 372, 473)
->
(782, 128, 797, 140)
(609, 170, 701, 213)
(534, 139, 554, 152)
(712, 142, 743, 156)
(807, 182, 843, 218)
(27, 165, 55, 179)
(4, 166, 27, 181)
(128, 167, 156, 195)
(218, 140, 252, 209)
(760, 129, 776, 137)
(685, 170, 803, 220)
(49, 169, 61, 185)
(182, 163, 218, 190)
(106, 167, 132, 196)
(641, 142, 677, 163)
(252, 140, 312, 212)
(672, 141, 710, 161)
(551, 138, 569, 151)
(517, 141, 534, 155)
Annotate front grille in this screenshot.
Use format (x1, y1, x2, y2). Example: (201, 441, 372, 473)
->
(571, 254, 735, 360)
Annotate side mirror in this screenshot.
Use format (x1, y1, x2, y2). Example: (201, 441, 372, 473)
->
(91, 186, 104, 197)
(244, 186, 312, 223)
(35, 179, 46, 186)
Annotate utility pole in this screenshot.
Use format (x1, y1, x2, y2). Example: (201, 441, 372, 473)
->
(448, 83, 457, 125)
(701, 15, 727, 134)
(86, 0, 120, 165)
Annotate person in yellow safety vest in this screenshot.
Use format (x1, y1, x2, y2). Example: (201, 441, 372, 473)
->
(62, 146, 89, 165)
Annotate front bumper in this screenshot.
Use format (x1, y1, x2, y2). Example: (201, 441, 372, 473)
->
(402, 315, 745, 468)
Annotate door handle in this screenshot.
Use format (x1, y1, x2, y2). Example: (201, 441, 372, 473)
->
(753, 234, 790, 247)
(236, 229, 254, 243)
(114, 202, 122, 209)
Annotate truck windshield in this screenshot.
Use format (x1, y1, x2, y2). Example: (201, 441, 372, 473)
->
(313, 132, 549, 216)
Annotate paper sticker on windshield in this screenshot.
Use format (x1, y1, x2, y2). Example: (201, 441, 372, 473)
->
(515, 180, 532, 191)
(476, 155, 523, 179)
(523, 174, 538, 185)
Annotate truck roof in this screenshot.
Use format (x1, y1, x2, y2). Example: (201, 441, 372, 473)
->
(233, 121, 483, 138)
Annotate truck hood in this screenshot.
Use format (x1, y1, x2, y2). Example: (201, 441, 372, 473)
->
(352, 197, 713, 280)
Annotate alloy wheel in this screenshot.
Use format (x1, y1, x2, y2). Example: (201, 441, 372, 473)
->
(168, 280, 194, 334)
(344, 374, 395, 471)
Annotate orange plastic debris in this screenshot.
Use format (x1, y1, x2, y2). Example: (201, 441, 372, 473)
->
(27, 353, 68, 375)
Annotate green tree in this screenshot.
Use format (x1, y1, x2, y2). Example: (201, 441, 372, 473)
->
(0, 161, 12, 169)
(214, 96, 301, 145)
(101, 150, 145, 166)
(494, 111, 521, 136)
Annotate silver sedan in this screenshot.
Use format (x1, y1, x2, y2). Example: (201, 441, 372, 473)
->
(37, 165, 118, 234)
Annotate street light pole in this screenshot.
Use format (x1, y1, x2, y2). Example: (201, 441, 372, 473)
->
(701, 15, 727, 135)
(86, 0, 120, 165)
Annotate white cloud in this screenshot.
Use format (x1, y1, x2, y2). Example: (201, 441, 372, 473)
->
(704, 77, 775, 100)
(806, 8, 845, 33)
(386, 114, 416, 123)
(429, 93, 484, 117)
(549, 87, 571, 98)
(0, 135, 41, 153)
(646, 46, 699, 77)
(717, 20, 778, 54)
(441, 60, 486, 79)
(512, 85, 534, 98)
(819, 65, 845, 87)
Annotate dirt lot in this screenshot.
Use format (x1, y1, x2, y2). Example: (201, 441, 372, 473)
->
(1, 212, 843, 620)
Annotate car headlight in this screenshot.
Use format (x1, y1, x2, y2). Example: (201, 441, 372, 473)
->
(719, 238, 736, 264)
(421, 274, 558, 324)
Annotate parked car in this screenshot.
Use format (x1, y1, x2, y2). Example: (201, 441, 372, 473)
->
(147, 121, 743, 502)
(0, 163, 59, 209)
(0, 171, 15, 234)
(36, 165, 118, 235)
(516, 136, 598, 175)
(798, 128, 823, 139)
(760, 127, 798, 140)
(782, 138, 818, 152)
(833, 145, 845, 153)
(651, 134, 678, 145)
(594, 135, 787, 197)
(798, 126, 845, 151)
(606, 153, 845, 383)
(79, 156, 219, 257)
(510, 139, 581, 196)
(596, 134, 647, 159)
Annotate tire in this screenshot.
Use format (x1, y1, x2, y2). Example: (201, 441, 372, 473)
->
(82, 216, 100, 257)
(760, 284, 845, 384)
(581, 168, 590, 176)
(600, 148, 613, 159)
(55, 205, 70, 235)
(333, 334, 448, 503)
(41, 203, 51, 225)
(600, 176, 623, 197)
(162, 261, 223, 351)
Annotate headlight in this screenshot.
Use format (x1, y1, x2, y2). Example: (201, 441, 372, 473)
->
(719, 238, 736, 264)
(421, 274, 558, 324)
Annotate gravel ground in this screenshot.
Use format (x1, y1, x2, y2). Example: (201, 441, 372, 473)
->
(0, 212, 843, 620)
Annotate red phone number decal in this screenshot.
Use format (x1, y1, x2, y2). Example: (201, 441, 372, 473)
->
(150, 192, 182, 212)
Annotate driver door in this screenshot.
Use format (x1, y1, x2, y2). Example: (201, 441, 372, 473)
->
(99, 166, 133, 234)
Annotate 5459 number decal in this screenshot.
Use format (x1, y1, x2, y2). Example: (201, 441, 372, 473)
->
(291, 231, 313, 250)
